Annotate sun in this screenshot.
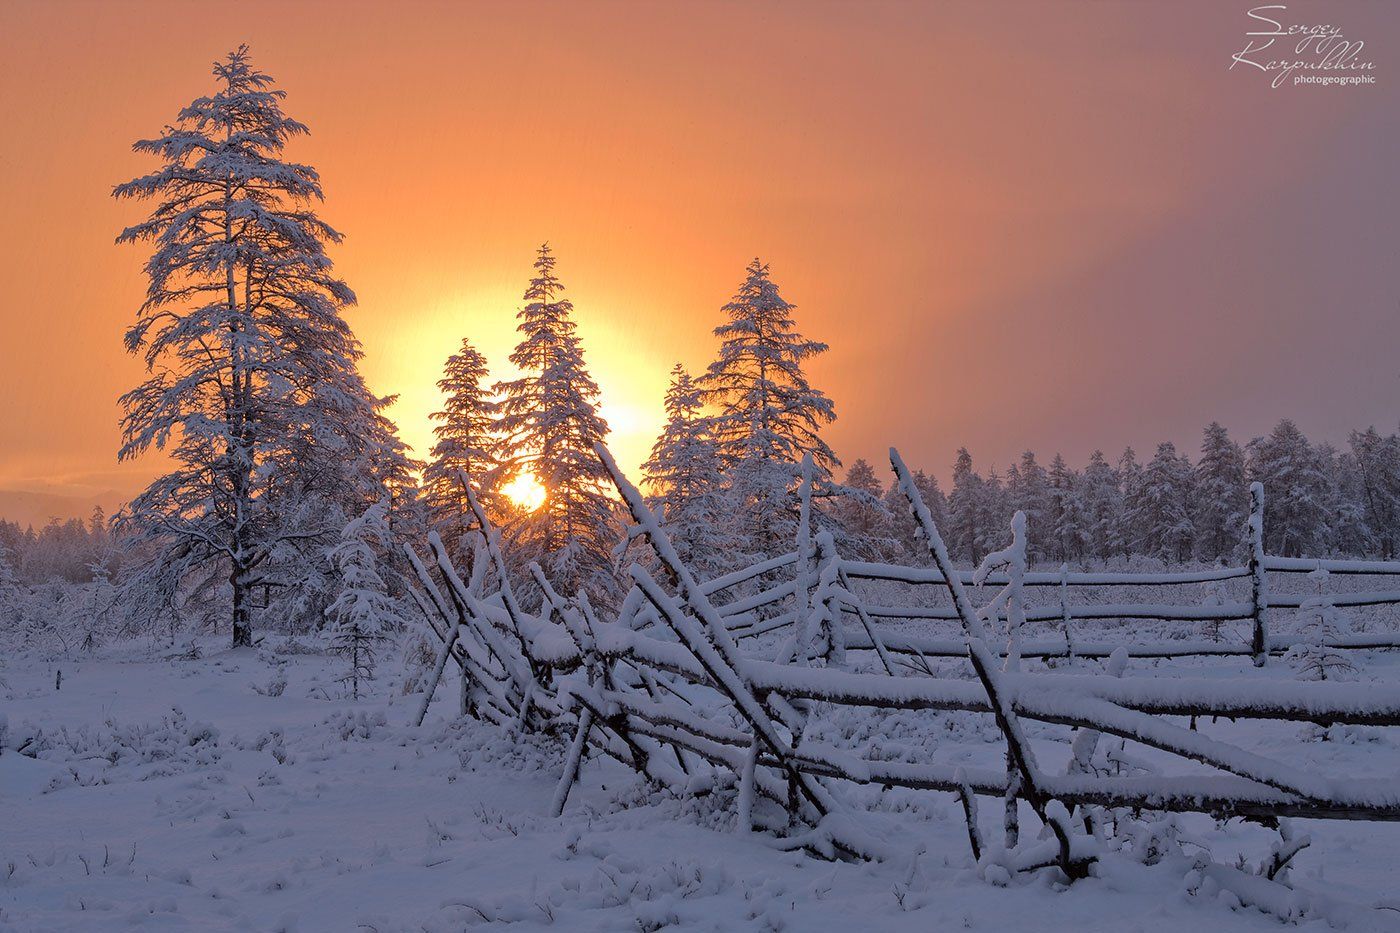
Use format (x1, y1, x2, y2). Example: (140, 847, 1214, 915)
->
(502, 471, 547, 512)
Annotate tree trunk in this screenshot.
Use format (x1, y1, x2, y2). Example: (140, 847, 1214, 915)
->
(231, 562, 253, 647)
(1003, 750, 1020, 848)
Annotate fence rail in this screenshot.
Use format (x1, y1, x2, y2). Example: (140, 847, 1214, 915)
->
(838, 560, 1255, 588)
(397, 453, 1400, 921)
(707, 482, 1400, 663)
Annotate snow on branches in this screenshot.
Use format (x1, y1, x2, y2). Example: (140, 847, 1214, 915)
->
(112, 46, 412, 646)
(494, 244, 618, 604)
(326, 502, 401, 698)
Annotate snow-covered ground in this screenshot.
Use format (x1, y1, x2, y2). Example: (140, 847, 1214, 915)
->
(3, 642, 1399, 932)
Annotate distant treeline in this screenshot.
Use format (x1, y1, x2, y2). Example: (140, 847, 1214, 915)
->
(0, 511, 122, 585)
(853, 419, 1400, 568)
(8, 46, 1394, 656)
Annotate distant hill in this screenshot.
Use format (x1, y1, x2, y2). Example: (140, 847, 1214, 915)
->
(0, 488, 127, 530)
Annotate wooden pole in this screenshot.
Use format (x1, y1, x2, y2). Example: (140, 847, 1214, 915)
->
(414, 625, 459, 727)
(955, 768, 984, 861)
(737, 737, 758, 833)
(891, 448, 1082, 876)
(1059, 563, 1074, 660)
(1249, 482, 1269, 668)
(550, 707, 593, 817)
(835, 565, 896, 675)
(597, 443, 839, 824)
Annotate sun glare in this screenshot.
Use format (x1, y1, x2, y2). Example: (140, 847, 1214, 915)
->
(502, 471, 547, 512)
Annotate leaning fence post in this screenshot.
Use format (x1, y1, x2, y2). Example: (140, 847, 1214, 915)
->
(1059, 563, 1074, 660)
(460, 660, 471, 718)
(891, 448, 1080, 876)
(415, 624, 460, 727)
(954, 768, 984, 862)
(736, 736, 758, 834)
(1248, 482, 1269, 668)
(1003, 749, 1020, 848)
(795, 454, 815, 627)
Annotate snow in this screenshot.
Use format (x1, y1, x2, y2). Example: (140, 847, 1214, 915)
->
(743, 661, 1400, 727)
(9, 443, 1400, 929)
(840, 560, 1254, 587)
(6, 644, 1400, 930)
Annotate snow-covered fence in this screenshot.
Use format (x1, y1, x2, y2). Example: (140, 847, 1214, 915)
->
(398, 444, 1400, 912)
(833, 482, 1400, 664)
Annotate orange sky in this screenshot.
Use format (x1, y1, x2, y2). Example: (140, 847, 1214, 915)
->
(0, 1, 1396, 525)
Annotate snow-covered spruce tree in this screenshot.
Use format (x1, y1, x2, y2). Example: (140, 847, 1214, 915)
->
(700, 259, 837, 557)
(1079, 450, 1122, 563)
(884, 468, 947, 560)
(1046, 453, 1086, 565)
(326, 502, 400, 699)
(947, 448, 985, 564)
(1192, 422, 1246, 562)
(425, 338, 502, 557)
(1125, 442, 1195, 563)
(1007, 451, 1050, 561)
(495, 244, 618, 602)
(642, 364, 738, 576)
(113, 47, 410, 646)
(1348, 427, 1400, 558)
(829, 458, 897, 560)
(1246, 420, 1329, 557)
(1113, 448, 1144, 560)
(976, 467, 1011, 563)
(1316, 443, 1370, 556)
(1286, 568, 1355, 682)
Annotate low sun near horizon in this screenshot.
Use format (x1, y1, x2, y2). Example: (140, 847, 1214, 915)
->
(2, 2, 1396, 521)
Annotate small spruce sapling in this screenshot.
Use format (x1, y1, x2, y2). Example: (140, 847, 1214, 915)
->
(326, 502, 400, 699)
(1286, 567, 1356, 683)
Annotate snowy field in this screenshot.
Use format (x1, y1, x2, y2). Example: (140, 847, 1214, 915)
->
(4, 640, 1400, 932)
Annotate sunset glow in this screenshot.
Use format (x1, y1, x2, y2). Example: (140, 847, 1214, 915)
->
(0, 1, 1396, 529)
(379, 288, 670, 492)
(501, 471, 547, 513)
(5, 4, 1400, 926)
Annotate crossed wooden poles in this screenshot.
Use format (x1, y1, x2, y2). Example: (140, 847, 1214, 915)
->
(402, 444, 1400, 878)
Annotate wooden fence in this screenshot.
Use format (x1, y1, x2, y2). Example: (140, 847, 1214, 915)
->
(714, 480, 1400, 665)
(400, 447, 1400, 920)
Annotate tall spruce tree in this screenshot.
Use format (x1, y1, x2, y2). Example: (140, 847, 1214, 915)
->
(1349, 427, 1400, 558)
(1126, 442, 1195, 562)
(425, 338, 502, 553)
(1113, 448, 1144, 559)
(1317, 443, 1371, 556)
(1246, 420, 1329, 557)
(113, 47, 408, 646)
(1193, 422, 1247, 562)
(495, 245, 617, 600)
(1008, 451, 1050, 561)
(947, 448, 985, 564)
(1080, 450, 1122, 562)
(642, 365, 736, 576)
(701, 259, 836, 556)
(1046, 453, 1085, 564)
